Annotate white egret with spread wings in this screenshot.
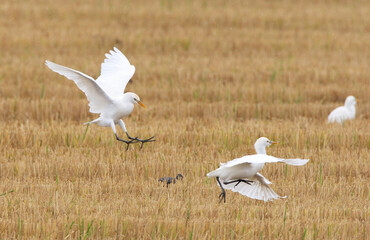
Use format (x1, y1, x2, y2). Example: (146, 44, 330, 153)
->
(45, 47, 155, 150)
(207, 137, 309, 202)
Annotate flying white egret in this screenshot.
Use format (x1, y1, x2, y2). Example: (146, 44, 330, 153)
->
(45, 47, 155, 150)
(328, 96, 357, 125)
(207, 137, 309, 203)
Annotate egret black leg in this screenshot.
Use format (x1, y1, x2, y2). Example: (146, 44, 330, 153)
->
(223, 179, 253, 187)
(216, 177, 226, 203)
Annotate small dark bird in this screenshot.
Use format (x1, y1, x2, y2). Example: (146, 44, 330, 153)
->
(158, 177, 174, 187)
(158, 174, 184, 187)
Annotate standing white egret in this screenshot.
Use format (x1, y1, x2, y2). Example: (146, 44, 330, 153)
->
(45, 47, 155, 150)
(328, 96, 357, 125)
(207, 137, 309, 202)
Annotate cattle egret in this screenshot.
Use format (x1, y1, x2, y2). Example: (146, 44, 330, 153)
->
(45, 47, 155, 150)
(207, 137, 309, 202)
(328, 96, 357, 125)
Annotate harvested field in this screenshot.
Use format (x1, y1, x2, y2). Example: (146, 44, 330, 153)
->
(0, 0, 369, 239)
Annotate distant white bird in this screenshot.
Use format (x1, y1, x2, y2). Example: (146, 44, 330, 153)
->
(45, 47, 155, 150)
(328, 96, 357, 125)
(207, 137, 309, 203)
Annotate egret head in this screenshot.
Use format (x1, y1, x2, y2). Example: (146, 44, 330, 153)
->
(344, 96, 356, 108)
(126, 92, 146, 108)
(254, 137, 276, 154)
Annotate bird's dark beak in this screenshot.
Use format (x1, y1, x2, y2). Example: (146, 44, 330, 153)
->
(137, 101, 146, 108)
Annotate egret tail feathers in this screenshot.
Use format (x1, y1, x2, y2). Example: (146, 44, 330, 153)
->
(83, 119, 100, 125)
(281, 158, 309, 166)
(207, 168, 222, 178)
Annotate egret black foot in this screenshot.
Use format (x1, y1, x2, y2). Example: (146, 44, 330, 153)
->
(219, 191, 226, 203)
(127, 134, 156, 149)
(216, 177, 226, 203)
(115, 135, 138, 150)
(116, 134, 155, 150)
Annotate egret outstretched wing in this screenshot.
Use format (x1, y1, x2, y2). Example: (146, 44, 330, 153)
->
(96, 47, 136, 97)
(221, 173, 285, 202)
(222, 154, 309, 167)
(45, 60, 113, 113)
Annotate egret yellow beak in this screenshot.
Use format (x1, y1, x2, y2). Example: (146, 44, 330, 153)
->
(137, 101, 146, 108)
(271, 141, 277, 145)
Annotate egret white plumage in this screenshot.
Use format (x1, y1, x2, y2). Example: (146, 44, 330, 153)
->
(45, 47, 155, 150)
(207, 137, 309, 203)
(328, 96, 357, 125)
